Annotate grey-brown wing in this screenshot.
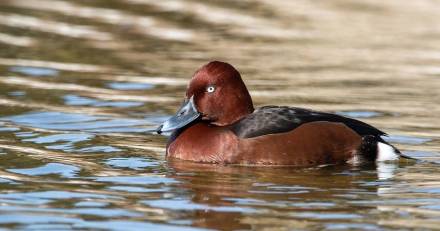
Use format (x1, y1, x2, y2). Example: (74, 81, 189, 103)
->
(231, 106, 386, 139)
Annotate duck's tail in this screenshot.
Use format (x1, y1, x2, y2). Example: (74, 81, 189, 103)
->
(356, 135, 413, 163)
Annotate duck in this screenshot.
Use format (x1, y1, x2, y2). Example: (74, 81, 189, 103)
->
(157, 61, 402, 166)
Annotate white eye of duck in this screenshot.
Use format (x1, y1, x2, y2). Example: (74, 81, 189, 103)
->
(206, 85, 216, 93)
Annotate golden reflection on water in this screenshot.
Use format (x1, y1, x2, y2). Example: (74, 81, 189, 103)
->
(0, 0, 439, 230)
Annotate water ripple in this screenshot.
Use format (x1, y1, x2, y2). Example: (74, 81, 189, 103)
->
(8, 163, 80, 178)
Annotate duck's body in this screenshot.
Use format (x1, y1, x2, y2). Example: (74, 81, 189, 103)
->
(158, 61, 401, 166)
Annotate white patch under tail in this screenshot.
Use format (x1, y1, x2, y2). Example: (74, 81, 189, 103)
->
(376, 142, 399, 162)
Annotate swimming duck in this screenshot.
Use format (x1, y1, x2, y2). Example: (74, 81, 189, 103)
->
(157, 61, 401, 166)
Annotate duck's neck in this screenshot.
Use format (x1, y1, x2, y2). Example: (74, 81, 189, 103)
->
(212, 103, 254, 126)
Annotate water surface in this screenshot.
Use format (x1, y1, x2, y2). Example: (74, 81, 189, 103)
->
(0, 0, 440, 230)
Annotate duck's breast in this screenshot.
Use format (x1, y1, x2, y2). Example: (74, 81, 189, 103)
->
(167, 123, 239, 163)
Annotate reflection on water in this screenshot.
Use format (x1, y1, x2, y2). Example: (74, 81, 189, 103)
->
(0, 0, 440, 230)
(9, 66, 59, 77)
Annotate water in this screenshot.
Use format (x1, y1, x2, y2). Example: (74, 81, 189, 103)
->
(0, 0, 440, 230)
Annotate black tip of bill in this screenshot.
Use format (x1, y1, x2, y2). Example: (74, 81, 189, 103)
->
(156, 124, 163, 134)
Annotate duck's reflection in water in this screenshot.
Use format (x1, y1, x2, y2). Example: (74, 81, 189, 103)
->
(376, 162, 398, 181)
(165, 160, 390, 230)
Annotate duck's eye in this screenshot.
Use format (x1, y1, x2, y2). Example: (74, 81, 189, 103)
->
(206, 85, 216, 93)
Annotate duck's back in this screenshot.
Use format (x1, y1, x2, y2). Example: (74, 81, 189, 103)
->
(232, 106, 385, 138)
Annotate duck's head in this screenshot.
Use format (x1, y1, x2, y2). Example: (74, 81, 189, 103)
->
(157, 61, 254, 133)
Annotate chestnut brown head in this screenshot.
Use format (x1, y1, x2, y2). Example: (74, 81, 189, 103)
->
(158, 61, 254, 133)
(187, 61, 254, 125)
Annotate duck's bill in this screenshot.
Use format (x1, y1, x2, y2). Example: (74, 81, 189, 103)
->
(156, 96, 200, 134)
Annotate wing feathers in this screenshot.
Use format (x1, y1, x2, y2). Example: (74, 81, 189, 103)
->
(231, 106, 385, 139)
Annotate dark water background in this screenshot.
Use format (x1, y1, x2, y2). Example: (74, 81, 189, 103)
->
(0, 0, 440, 230)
